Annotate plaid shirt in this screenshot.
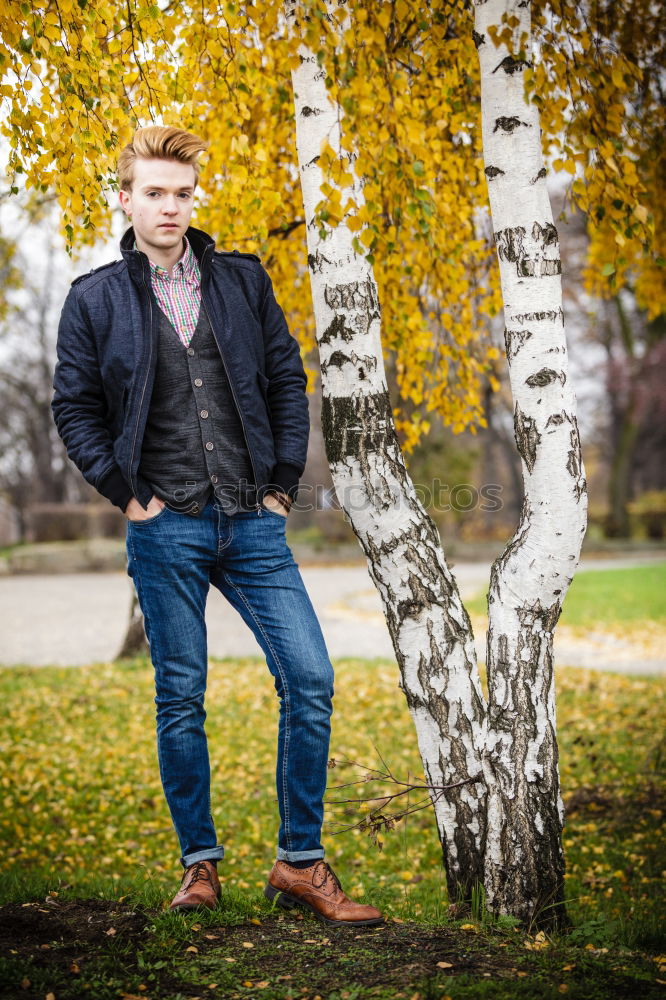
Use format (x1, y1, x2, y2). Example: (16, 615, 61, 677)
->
(139, 236, 201, 347)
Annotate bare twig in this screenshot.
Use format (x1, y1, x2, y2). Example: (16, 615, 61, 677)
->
(324, 751, 483, 850)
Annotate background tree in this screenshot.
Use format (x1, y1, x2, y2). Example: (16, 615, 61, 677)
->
(0, 205, 85, 538)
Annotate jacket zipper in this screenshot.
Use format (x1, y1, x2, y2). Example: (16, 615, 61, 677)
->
(200, 244, 262, 514)
(127, 265, 154, 502)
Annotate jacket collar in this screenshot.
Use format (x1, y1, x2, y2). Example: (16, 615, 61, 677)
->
(120, 224, 215, 280)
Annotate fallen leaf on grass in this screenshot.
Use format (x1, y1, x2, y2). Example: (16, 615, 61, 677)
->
(105, 927, 117, 936)
(524, 931, 550, 951)
(69, 962, 80, 974)
(185, 946, 199, 954)
(241, 941, 254, 948)
(436, 961, 454, 969)
(19, 979, 30, 990)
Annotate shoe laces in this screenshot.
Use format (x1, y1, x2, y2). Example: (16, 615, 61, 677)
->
(183, 861, 215, 887)
(315, 860, 342, 892)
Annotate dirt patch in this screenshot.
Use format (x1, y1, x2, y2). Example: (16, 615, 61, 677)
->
(0, 897, 660, 1000)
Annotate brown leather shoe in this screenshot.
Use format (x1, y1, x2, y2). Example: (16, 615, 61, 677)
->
(264, 860, 384, 927)
(169, 860, 221, 911)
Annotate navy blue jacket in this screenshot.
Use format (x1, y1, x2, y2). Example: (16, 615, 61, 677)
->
(52, 225, 309, 512)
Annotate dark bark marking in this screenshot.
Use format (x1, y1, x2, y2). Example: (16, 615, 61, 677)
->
(504, 327, 533, 361)
(308, 249, 335, 275)
(564, 415, 587, 502)
(472, 29, 485, 48)
(514, 404, 540, 472)
(485, 165, 505, 179)
(321, 390, 397, 472)
(317, 277, 380, 350)
(537, 221, 559, 247)
(531, 167, 547, 184)
(320, 312, 354, 346)
(496, 223, 562, 279)
(546, 412, 565, 427)
(517, 597, 562, 636)
(397, 568, 443, 626)
(492, 55, 533, 75)
(320, 350, 378, 378)
(301, 105, 323, 117)
(325, 276, 380, 314)
(525, 368, 566, 388)
(512, 308, 564, 324)
(493, 116, 530, 134)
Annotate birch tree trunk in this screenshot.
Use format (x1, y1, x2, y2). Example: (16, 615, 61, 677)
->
(285, 0, 487, 899)
(474, 0, 588, 924)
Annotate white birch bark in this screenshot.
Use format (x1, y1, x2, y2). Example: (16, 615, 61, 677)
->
(284, 0, 487, 897)
(473, 0, 588, 923)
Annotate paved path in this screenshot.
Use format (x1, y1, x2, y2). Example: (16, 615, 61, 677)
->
(0, 554, 663, 675)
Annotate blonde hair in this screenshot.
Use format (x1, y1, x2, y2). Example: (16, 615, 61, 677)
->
(118, 125, 209, 191)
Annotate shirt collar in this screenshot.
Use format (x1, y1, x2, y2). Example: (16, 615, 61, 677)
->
(134, 235, 199, 283)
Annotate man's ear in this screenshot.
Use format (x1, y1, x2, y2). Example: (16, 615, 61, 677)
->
(118, 188, 132, 217)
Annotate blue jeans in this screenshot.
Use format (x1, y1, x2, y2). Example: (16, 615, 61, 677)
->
(125, 497, 335, 869)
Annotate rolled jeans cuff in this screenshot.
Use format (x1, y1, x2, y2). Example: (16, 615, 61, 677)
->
(276, 847, 325, 863)
(180, 845, 225, 869)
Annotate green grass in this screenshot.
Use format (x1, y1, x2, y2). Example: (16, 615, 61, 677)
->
(0, 646, 664, 998)
(465, 561, 666, 624)
(0, 656, 663, 936)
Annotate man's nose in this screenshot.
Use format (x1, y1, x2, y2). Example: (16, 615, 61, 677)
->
(162, 196, 179, 214)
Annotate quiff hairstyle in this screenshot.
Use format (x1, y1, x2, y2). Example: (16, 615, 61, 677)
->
(118, 125, 209, 192)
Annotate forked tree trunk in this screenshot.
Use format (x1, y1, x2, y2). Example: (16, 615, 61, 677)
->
(474, 0, 588, 923)
(284, 0, 587, 926)
(285, 0, 487, 900)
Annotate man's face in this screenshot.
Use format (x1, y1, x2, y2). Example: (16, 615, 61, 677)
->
(119, 157, 196, 255)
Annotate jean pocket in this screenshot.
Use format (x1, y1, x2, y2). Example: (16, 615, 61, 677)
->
(260, 501, 288, 521)
(127, 503, 170, 526)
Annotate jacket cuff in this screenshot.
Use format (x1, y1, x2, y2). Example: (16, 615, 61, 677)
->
(267, 462, 302, 502)
(97, 464, 134, 512)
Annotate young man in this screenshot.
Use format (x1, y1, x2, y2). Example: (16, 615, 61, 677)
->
(52, 125, 382, 926)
